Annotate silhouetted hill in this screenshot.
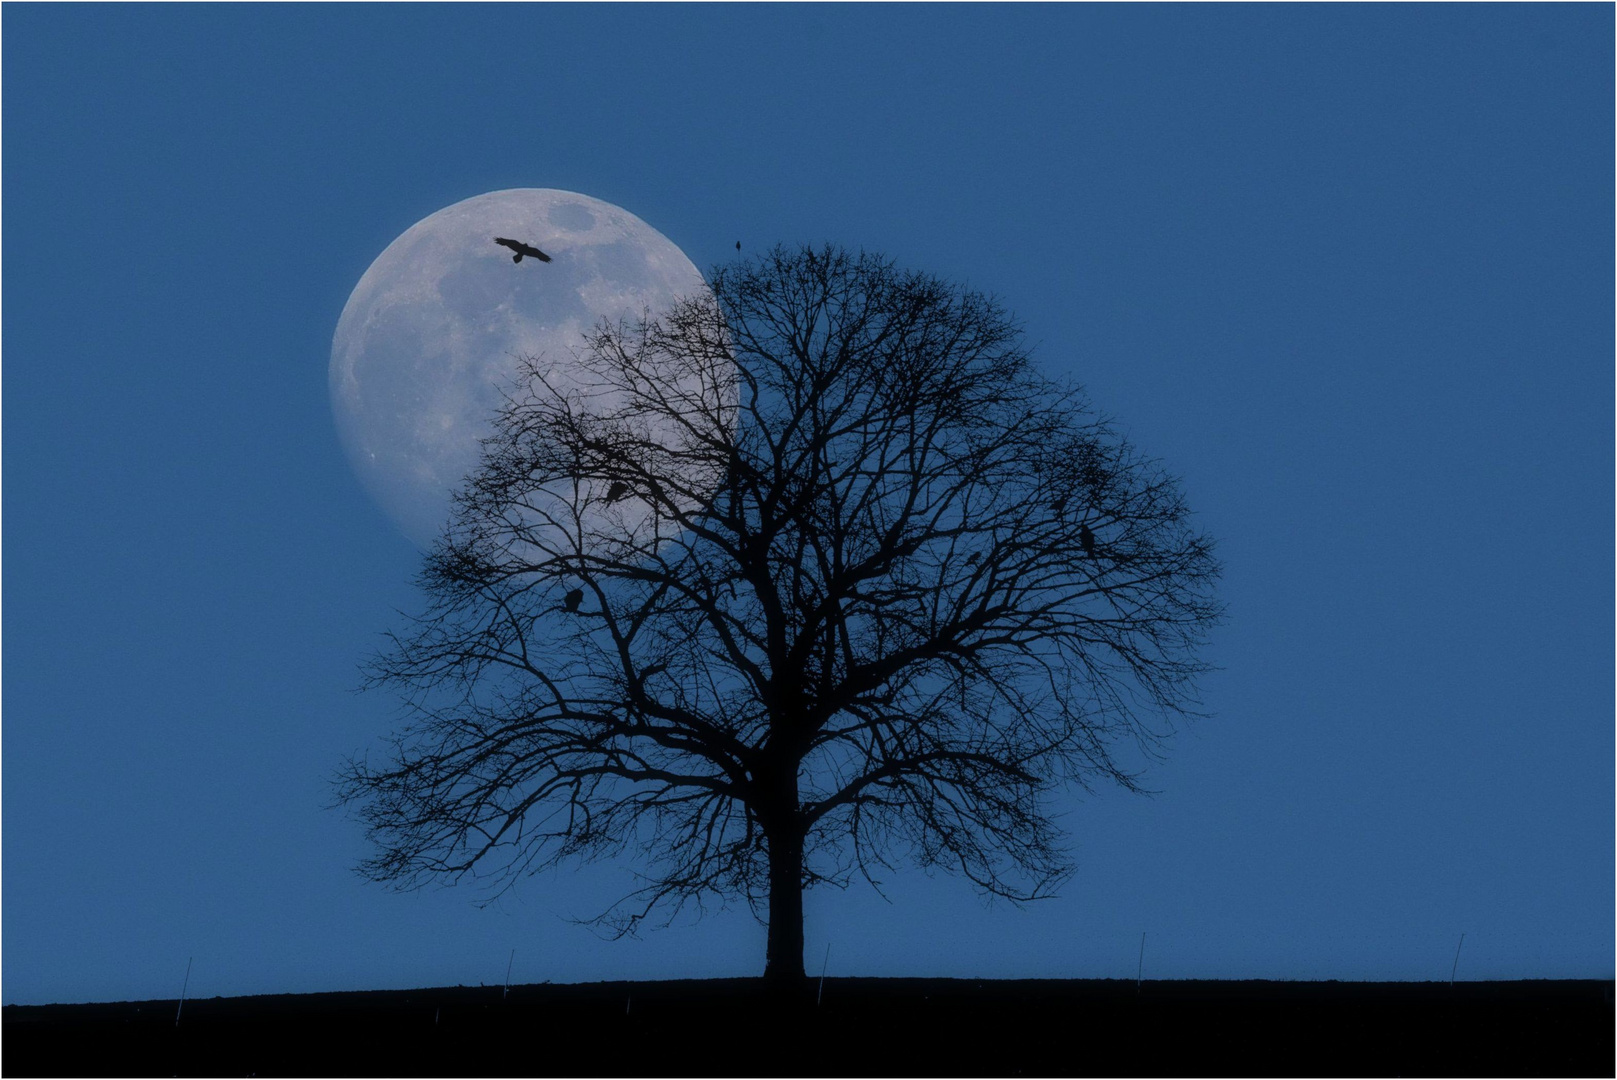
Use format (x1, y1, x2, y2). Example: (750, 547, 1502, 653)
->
(4, 977, 1611, 1077)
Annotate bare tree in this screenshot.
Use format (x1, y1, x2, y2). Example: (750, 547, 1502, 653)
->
(335, 245, 1222, 993)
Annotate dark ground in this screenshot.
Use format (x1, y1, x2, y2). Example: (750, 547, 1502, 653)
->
(3, 977, 1611, 1078)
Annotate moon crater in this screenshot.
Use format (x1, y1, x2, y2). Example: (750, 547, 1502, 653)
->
(330, 189, 710, 548)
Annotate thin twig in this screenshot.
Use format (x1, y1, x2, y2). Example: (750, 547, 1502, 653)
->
(818, 943, 831, 1006)
(174, 957, 192, 1027)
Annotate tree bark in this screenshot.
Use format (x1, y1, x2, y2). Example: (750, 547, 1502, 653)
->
(759, 739, 806, 997)
(763, 823, 805, 992)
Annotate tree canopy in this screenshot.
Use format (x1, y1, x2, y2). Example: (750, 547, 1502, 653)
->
(336, 245, 1222, 986)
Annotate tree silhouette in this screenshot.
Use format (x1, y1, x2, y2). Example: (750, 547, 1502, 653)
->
(335, 245, 1222, 994)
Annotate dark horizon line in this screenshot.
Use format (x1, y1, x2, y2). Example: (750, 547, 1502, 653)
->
(7, 973, 1612, 1011)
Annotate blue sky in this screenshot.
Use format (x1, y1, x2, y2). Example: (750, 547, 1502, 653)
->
(4, 4, 1610, 1006)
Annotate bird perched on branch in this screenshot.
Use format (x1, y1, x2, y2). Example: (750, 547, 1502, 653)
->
(494, 237, 552, 264)
(1079, 522, 1097, 557)
(563, 588, 584, 613)
(605, 481, 630, 504)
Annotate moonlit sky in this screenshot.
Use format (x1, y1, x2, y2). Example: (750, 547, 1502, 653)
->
(4, 5, 1610, 1006)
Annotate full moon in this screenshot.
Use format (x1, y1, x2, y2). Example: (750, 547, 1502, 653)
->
(330, 189, 709, 547)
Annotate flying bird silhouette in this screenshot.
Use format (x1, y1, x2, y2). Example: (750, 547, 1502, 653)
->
(563, 588, 584, 613)
(605, 481, 630, 504)
(1079, 522, 1097, 557)
(494, 237, 552, 264)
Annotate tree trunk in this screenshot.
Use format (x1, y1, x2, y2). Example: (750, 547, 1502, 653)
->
(763, 824, 806, 993)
